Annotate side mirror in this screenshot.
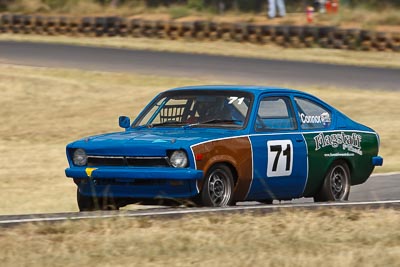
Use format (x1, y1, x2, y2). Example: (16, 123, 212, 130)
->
(119, 116, 131, 129)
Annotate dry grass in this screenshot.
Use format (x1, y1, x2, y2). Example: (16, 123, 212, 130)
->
(336, 6, 400, 29)
(1, 209, 400, 267)
(5, 0, 400, 29)
(0, 63, 398, 215)
(1, 34, 400, 69)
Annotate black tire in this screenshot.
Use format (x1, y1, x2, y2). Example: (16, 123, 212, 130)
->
(314, 161, 351, 202)
(200, 164, 235, 207)
(77, 189, 119, 211)
(77, 189, 97, 211)
(259, 199, 273, 205)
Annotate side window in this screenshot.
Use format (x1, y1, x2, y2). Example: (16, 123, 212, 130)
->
(256, 96, 297, 131)
(294, 97, 332, 130)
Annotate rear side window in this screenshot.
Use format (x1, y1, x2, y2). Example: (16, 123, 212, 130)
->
(256, 96, 297, 131)
(294, 97, 331, 129)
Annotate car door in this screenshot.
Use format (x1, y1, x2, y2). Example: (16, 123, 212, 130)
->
(247, 95, 308, 200)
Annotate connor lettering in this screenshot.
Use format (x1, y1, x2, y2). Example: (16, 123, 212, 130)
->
(301, 113, 321, 124)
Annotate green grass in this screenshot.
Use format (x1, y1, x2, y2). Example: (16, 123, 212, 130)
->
(169, 5, 191, 19)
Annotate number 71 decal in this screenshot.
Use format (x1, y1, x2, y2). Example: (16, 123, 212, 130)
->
(267, 140, 293, 177)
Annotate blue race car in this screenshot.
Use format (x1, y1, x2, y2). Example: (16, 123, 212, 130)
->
(65, 86, 383, 211)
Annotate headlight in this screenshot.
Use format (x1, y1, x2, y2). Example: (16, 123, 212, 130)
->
(169, 150, 188, 168)
(73, 149, 87, 166)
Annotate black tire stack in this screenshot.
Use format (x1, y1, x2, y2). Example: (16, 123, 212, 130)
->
(0, 13, 398, 52)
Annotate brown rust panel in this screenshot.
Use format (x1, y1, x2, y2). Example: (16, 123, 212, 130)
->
(191, 136, 252, 201)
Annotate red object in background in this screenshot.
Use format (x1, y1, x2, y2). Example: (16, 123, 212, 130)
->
(325, 0, 332, 13)
(332, 0, 339, 13)
(306, 6, 314, 23)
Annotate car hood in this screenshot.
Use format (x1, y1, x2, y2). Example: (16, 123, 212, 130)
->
(67, 128, 242, 156)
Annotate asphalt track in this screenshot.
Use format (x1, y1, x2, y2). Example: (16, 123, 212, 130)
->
(0, 41, 399, 90)
(290, 173, 400, 203)
(0, 41, 398, 223)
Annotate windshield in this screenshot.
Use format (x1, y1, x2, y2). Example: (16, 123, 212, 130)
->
(134, 90, 253, 129)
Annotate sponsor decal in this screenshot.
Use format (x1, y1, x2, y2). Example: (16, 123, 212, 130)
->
(314, 132, 362, 155)
(320, 112, 331, 124)
(324, 153, 355, 157)
(300, 112, 331, 126)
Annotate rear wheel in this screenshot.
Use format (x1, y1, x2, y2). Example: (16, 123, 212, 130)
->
(200, 164, 234, 207)
(314, 161, 351, 202)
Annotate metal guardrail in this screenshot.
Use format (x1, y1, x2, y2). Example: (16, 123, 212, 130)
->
(0, 14, 399, 52)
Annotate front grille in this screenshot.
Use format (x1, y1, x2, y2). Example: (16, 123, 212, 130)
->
(92, 178, 167, 186)
(88, 156, 124, 166)
(87, 156, 170, 167)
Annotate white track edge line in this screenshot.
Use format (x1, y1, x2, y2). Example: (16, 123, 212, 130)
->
(371, 172, 400, 177)
(1, 200, 400, 225)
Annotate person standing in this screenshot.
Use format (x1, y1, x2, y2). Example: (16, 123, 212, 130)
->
(317, 0, 327, 13)
(268, 0, 286, 19)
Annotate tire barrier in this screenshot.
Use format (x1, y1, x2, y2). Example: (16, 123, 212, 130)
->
(1, 13, 399, 52)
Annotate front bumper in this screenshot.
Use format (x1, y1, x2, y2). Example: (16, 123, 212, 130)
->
(65, 167, 203, 199)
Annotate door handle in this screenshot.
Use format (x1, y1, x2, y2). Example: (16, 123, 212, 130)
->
(296, 138, 304, 143)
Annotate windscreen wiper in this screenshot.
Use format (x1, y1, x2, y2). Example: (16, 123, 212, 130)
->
(185, 119, 242, 128)
(147, 121, 186, 128)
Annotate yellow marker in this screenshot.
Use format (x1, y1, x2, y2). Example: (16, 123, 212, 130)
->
(85, 168, 97, 177)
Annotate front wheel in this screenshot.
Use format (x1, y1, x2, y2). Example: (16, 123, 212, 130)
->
(200, 164, 235, 207)
(77, 189, 97, 211)
(77, 189, 119, 211)
(314, 161, 351, 202)
(259, 199, 273, 205)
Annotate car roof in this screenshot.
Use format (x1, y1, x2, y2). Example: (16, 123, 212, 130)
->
(165, 85, 308, 97)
